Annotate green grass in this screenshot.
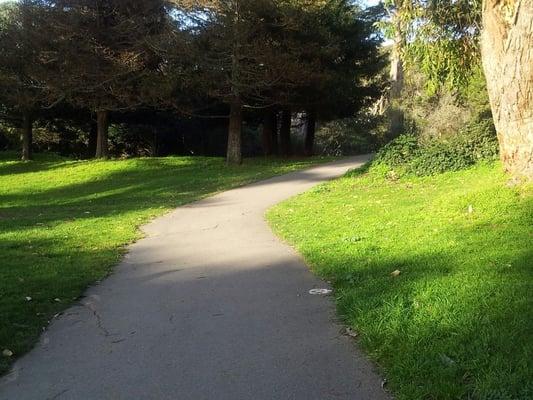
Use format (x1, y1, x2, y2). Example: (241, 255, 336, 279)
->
(268, 162, 532, 400)
(0, 152, 328, 374)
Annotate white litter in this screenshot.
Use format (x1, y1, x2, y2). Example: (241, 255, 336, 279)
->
(308, 288, 332, 295)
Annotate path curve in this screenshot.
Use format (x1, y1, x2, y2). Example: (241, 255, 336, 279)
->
(0, 155, 391, 400)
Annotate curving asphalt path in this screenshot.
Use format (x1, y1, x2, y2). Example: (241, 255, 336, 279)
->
(0, 155, 391, 400)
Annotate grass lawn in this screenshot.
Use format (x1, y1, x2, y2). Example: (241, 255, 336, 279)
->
(268, 162, 532, 400)
(0, 152, 327, 374)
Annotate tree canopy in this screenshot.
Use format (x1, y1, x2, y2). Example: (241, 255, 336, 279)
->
(0, 0, 384, 162)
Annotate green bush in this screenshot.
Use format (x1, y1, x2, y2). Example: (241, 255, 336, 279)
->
(373, 134, 419, 167)
(373, 116, 499, 176)
(408, 141, 472, 175)
(456, 117, 499, 161)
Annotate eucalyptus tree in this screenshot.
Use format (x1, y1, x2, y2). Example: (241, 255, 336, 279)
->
(384, 0, 532, 179)
(481, 0, 533, 179)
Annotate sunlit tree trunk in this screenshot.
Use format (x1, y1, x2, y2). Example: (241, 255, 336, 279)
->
(227, 100, 242, 165)
(20, 111, 33, 161)
(481, 0, 533, 179)
(389, 17, 404, 137)
(95, 110, 109, 158)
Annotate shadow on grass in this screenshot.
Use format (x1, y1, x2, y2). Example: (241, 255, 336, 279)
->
(0, 154, 335, 375)
(301, 213, 533, 400)
(0, 157, 350, 232)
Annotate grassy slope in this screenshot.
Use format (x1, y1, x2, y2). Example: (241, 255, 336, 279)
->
(0, 152, 327, 374)
(268, 162, 532, 400)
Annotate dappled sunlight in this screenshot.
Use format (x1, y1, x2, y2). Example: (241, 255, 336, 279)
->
(0, 156, 386, 400)
(0, 154, 331, 375)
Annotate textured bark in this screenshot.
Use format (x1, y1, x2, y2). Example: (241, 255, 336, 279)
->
(226, 101, 242, 165)
(95, 110, 109, 159)
(261, 109, 276, 156)
(304, 110, 316, 156)
(389, 20, 405, 137)
(20, 111, 33, 161)
(481, 0, 533, 179)
(279, 108, 292, 157)
(390, 29, 404, 99)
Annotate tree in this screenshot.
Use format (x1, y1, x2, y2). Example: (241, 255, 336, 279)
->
(304, 109, 316, 156)
(381, 0, 410, 136)
(261, 108, 277, 156)
(185, 0, 310, 164)
(481, 0, 533, 179)
(0, 0, 48, 160)
(388, 0, 532, 179)
(40, 0, 177, 158)
(267, 0, 384, 155)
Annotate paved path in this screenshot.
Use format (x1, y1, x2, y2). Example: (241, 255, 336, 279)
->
(0, 155, 390, 400)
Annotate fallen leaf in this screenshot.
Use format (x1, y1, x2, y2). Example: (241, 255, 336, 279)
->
(391, 269, 401, 277)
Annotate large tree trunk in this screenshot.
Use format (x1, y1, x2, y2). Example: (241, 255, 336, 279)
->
(389, 16, 405, 137)
(227, 101, 242, 165)
(262, 108, 277, 156)
(95, 110, 109, 159)
(481, 0, 533, 179)
(279, 108, 292, 157)
(304, 109, 316, 156)
(20, 111, 33, 161)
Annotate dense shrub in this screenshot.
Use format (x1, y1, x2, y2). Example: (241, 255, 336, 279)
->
(373, 134, 419, 166)
(456, 116, 499, 161)
(408, 141, 472, 175)
(373, 116, 499, 176)
(395, 65, 492, 142)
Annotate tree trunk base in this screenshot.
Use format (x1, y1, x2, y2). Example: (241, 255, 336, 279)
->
(227, 101, 243, 165)
(481, 0, 533, 180)
(21, 112, 33, 161)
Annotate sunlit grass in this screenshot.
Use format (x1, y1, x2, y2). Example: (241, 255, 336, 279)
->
(268, 162, 532, 399)
(0, 152, 328, 374)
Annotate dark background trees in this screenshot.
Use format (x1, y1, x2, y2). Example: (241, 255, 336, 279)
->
(1, 0, 529, 179)
(0, 0, 385, 163)
(39, 0, 180, 158)
(0, 0, 50, 160)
